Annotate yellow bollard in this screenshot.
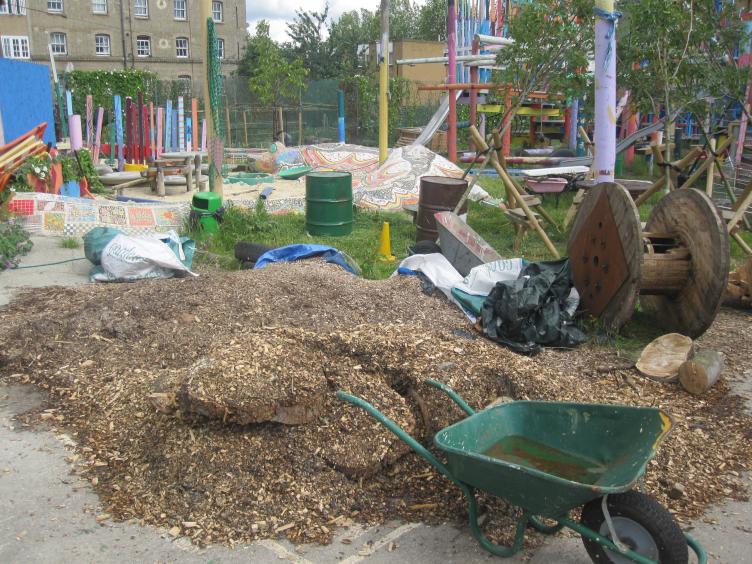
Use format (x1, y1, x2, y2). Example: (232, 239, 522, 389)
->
(377, 221, 396, 262)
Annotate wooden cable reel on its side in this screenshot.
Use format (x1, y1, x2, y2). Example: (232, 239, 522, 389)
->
(568, 183, 730, 338)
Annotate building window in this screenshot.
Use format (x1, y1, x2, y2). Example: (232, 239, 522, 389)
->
(92, 0, 107, 14)
(134, 0, 148, 18)
(1, 1, 27, 15)
(212, 1, 222, 22)
(95, 34, 111, 56)
(173, 0, 186, 20)
(216, 37, 224, 59)
(136, 35, 151, 57)
(47, 0, 63, 12)
(178, 75, 191, 86)
(175, 37, 189, 58)
(1, 35, 30, 59)
(50, 32, 67, 54)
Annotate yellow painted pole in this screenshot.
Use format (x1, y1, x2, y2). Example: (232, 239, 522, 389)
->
(379, 0, 390, 163)
(201, 0, 222, 196)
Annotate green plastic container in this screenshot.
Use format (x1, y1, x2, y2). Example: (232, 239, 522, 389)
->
(305, 171, 353, 236)
(191, 192, 223, 234)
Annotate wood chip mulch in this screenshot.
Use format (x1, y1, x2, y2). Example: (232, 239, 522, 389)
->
(0, 261, 750, 550)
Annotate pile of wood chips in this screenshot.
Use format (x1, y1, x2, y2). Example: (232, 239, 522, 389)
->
(0, 261, 750, 549)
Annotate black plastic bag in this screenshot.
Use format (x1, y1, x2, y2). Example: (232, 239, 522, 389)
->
(480, 258, 585, 355)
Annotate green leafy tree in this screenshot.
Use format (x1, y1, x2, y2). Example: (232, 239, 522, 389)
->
(493, 0, 595, 138)
(417, 0, 447, 41)
(244, 22, 308, 108)
(286, 4, 334, 79)
(618, 0, 750, 164)
(328, 9, 380, 74)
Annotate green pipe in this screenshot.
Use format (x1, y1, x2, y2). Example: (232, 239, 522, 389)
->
(465, 485, 529, 557)
(685, 534, 707, 564)
(529, 515, 565, 535)
(425, 379, 476, 416)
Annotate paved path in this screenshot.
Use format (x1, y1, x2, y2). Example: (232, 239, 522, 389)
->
(0, 237, 749, 563)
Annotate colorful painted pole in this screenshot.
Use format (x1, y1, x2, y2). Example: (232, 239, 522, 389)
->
(137, 92, 144, 163)
(569, 98, 579, 150)
(157, 107, 163, 159)
(177, 96, 185, 152)
(337, 90, 346, 143)
(48, 44, 68, 138)
(172, 109, 179, 153)
(186, 117, 193, 151)
(378, 0, 390, 164)
(85, 95, 93, 148)
(124, 96, 132, 163)
(201, 119, 207, 151)
(93, 107, 104, 162)
(69, 115, 83, 150)
(114, 95, 124, 171)
(130, 103, 138, 163)
(109, 117, 116, 166)
(447, 0, 458, 163)
(469, 35, 479, 151)
(65, 90, 73, 117)
(141, 105, 149, 163)
(149, 102, 155, 160)
(165, 100, 173, 151)
(191, 98, 199, 151)
(593, 0, 620, 183)
(624, 106, 638, 167)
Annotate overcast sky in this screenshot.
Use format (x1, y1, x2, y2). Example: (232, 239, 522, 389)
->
(246, 1, 427, 43)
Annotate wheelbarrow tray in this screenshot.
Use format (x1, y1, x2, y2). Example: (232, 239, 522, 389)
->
(434, 401, 672, 518)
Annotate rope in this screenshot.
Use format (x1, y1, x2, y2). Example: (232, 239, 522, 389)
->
(593, 7, 622, 70)
(11, 257, 87, 270)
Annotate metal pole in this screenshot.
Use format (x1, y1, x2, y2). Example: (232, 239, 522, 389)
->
(379, 0, 390, 163)
(594, 0, 618, 183)
(448, 0, 458, 163)
(337, 90, 346, 143)
(569, 98, 579, 150)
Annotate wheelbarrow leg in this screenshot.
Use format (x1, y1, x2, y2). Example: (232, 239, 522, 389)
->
(463, 484, 529, 557)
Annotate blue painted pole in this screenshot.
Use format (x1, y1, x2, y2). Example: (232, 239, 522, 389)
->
(337, 90, 346, 143)
(113, 95, 124, 171)
(165, 100, 173, 151)
(65, 90, 73, 117)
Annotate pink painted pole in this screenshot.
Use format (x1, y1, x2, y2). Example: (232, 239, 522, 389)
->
(191, 98, 199, 151)
(469, 35, 479, 151)
(201, 119, 207, 151)
(156, 107, 163, 159)
(448, 0, 458, 163)
(85, 95, 93, 148)
(93, 107, 104, 162)
(593, 1, 619, 183)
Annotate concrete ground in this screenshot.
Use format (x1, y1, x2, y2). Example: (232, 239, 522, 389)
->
(0, 237, 750, 563)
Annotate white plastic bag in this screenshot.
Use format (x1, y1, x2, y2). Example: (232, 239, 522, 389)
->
(454, 259, 526, 296)
(92, 231, 196, 282)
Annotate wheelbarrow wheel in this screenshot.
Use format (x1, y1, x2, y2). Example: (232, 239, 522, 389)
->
(580, 491, 688, 563)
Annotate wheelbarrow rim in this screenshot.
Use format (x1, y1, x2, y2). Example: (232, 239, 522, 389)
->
(432, 400, 675, 496)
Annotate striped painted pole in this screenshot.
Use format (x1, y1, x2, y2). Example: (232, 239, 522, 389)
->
(594, 0, 618, 183)
(124, 96, 132, 163)
(186, 117, 193, 151)
(191, 98, 199, 151)
(85, 95, 93, 148)
(114, 95, 124, 171)
(93, 107, 104, 162)
(157, 107, 164, 159)
(177, 96, 185, 152)
(201, 119, 207, 151)
(337, 90, 346, 143)
(149, 102, 155, 160)
(165, 100, 173, 151)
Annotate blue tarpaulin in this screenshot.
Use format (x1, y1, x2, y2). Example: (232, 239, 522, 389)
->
(253, 244, 359, 275)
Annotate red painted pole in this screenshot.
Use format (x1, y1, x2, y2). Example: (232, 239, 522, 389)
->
(448, 0, 458, 163)
(502, 92, 512, 156)
(125, 97, 132, 163)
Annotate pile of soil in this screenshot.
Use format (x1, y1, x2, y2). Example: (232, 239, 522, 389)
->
(0, 261, 750, 549)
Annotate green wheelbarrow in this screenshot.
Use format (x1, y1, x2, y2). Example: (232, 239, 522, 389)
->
(337, 380, 707, 563)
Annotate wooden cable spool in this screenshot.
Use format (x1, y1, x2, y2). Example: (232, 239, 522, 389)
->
(568, 183, 729, 338)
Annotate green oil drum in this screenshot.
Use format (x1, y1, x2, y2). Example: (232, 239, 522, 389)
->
(305, 171, 353, 236)
(191, 192, 222, 234)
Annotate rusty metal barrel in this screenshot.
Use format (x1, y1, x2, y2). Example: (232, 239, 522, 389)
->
(416, 176, 468, 242)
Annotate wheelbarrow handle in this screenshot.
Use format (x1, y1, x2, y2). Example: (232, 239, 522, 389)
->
(425, 379, 476, 416)
(335, 391, 459, 486)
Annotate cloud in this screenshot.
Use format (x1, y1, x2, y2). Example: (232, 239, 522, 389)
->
(246, 0, 427, 42)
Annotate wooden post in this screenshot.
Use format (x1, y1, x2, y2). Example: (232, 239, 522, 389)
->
(277, 106, 284, 143)
(225, 106, 232, 147)
(243, 110, 249, 146)
(194, 154, 202, 191)
(705, 138, 716, 197)
(185, 156, 193, 192)
(156, 162, 166, 197)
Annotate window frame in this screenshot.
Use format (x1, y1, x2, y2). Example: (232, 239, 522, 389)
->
(135, 35, 151, 57)
(211, 1, 223, 22)
(216, 37, 225, 60)
(95, 33, 111, 56)
(1, 35, 31, 59)
(173, 0, 186, 20)
(175, 37, 189, 58)
(47, 0, 63, 13)
(0, 1, 27, 15)
(134, 0, 148, 19)
(92, 0, 107, 15)
(49, 31, 67, 55)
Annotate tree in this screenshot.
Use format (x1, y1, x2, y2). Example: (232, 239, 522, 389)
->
(493, 0, 595, 139)
(243, 21, 308, 109)
(416, 0, 447, 41)
(618, 0, 750, 165)
(328, 9, 380, 75)
(286, 4, 334, 79)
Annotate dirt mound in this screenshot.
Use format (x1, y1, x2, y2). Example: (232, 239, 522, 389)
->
(0, 261, 750, 550)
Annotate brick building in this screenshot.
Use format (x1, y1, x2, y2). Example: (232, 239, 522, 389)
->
(0, 0, 247, 89)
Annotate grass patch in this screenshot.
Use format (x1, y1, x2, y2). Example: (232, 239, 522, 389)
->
(60, 237, 81, 250)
